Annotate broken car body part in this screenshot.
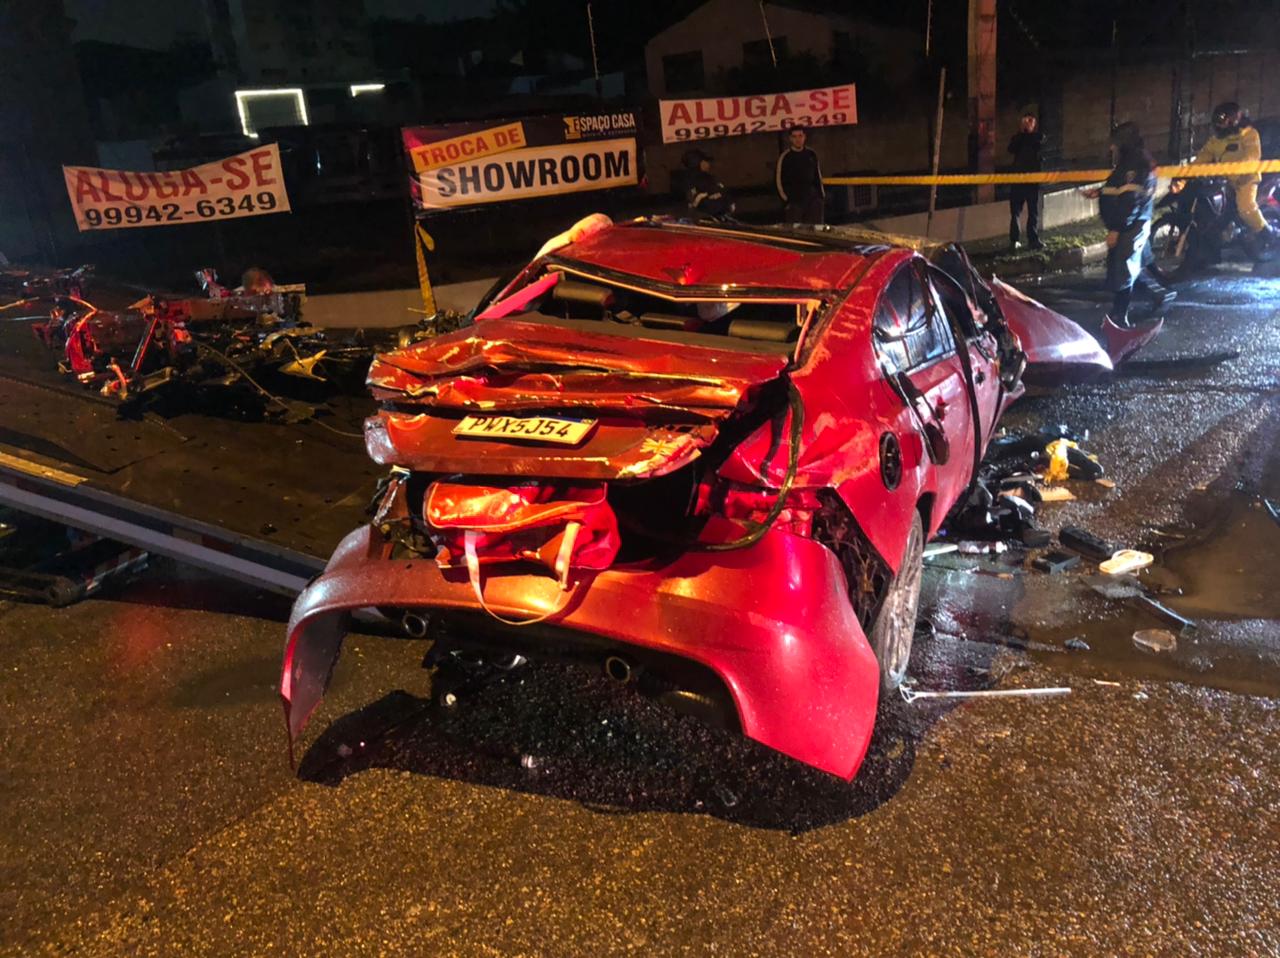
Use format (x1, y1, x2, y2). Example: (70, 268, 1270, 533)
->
(281, 216, 1111, 780)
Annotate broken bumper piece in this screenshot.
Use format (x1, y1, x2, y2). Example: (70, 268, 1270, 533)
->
(282, 523, 881, 780)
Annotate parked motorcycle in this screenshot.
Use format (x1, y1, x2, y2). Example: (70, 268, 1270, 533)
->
(1150, 174, 1280, 276)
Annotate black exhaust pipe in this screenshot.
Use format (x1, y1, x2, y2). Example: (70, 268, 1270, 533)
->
(603, 655, 634, 683)
(402, 611, 429, 639)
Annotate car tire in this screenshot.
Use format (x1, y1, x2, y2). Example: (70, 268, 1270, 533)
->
(867, 511, 924, 692)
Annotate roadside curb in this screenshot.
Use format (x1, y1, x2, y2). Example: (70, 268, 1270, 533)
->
(977, 240, 1108, 278)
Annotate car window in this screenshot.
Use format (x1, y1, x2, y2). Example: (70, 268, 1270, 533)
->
(926, 266, 978, 338)
(874, 264, 955, 373)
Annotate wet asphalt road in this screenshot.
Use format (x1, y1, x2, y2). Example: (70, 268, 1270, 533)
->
(2, 263, 1279, 956)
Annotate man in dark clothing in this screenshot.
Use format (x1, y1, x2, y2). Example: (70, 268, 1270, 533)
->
(1084, 121, 1175, 328)
(683, 149, 735, 219)
(775, 127, 825, 224)
(1008, 111, 1044, 249)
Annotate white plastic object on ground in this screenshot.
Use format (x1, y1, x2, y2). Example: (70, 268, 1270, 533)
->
(1132, 628, 1177, 653)
(1100, 549, 1154, 575)
(899, 683, 1072, 703)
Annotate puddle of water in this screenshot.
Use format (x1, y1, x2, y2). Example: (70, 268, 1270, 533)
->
(1158, 494, 1280, 620)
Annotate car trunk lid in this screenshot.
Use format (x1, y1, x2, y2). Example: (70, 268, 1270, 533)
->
(365, 317, 790, 480)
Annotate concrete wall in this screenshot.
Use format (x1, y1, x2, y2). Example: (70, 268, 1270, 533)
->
(1058, 51, 1279, 164)
(865, 183, 1105, 244)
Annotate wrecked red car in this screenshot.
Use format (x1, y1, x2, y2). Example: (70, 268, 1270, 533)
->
(283, 216, 1097, 780)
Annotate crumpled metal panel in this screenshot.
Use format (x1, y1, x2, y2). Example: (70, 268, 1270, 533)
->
(364, 317, 788, 480)
(368, 317, 788, 411)
(559, 223, 866, 291)
(991, 277, 1114, 381)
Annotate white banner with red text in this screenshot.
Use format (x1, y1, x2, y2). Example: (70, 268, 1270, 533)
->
(659, 84, 857, 144)
(62, 145, 291, 231)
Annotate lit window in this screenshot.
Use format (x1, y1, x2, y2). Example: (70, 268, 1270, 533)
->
(234, 88, 309, 138)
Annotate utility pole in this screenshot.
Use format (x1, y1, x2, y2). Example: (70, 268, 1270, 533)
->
(968, 0, 997, 202)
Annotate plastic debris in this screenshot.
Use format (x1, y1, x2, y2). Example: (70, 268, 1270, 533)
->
(1060, 525, 1113, 560)
(1132, 628, 1177, 653)
(1096, 478, 1117, 489)
(900, 683, 1072, 703)
(1100, 549, 1154, 575)
(923, 543, 959, 558)
(958, 541, 1008, 555)
(1136, 595, 1196, 632)
(1064, 637, 1091, 651)
(1032, 549, 1080, 573)
(1043, 438, 1073, 483)
(1021, 527, 1052, 548)
(1092, 679, 1122, 687)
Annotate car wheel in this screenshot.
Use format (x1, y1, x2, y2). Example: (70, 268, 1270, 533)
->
(867, 512, 924, 692)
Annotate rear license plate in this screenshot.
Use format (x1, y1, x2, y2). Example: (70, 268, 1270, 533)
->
(453, 414, 597, 445)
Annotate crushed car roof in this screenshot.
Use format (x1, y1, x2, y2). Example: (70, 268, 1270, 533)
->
(554, 219, 888, 294)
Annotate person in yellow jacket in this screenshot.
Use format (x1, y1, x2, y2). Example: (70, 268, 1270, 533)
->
(1191, 102, 1275, 256)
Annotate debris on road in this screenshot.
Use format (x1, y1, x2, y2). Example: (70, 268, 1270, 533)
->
(1059, 525, 1114, 560)
(1084, 574, 1198, 632)
(1038, 487, 1076, 502)
(1136, 595, 1197, 632)
(900, 683, 1073, 703)
(1032, 550, 1081, 573)
(923, 543, 959, 559)
(1263, 498, 1280, 528)
(1132, 629, 1178, 654)
(1099, 549, 1154, 575)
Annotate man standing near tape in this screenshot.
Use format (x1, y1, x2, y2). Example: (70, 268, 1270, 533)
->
(1008, 110, 1044, 250)
(776, 127, 825, 224)
(1186, 103, 1277, 259)
(1084, 122, 1174, 329)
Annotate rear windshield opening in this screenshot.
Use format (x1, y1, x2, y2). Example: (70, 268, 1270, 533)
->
(486, 267, 821, 356)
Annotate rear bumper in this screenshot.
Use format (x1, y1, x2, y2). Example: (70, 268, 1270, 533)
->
(283, 524, 880, 779)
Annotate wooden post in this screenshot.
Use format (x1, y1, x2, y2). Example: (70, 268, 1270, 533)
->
(967, 0, 997, 203)
(927, 67, 947, 238)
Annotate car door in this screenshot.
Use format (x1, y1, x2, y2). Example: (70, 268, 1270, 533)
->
(925, 264, 1002, 447)
(872, 263, 976, 521)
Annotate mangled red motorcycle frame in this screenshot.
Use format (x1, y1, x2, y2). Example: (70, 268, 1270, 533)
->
(283, 218, 1107, 780)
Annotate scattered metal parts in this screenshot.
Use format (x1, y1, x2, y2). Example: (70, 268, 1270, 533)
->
(899, 683, 1072, 703)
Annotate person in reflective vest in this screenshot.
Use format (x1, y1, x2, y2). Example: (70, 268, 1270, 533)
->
(1084, 122, 1175, 328)
(1188, 102, 1276, 259)
(682, 149, 735, 219)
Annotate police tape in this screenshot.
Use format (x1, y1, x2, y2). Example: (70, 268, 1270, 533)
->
(823, 158, 1280, 187)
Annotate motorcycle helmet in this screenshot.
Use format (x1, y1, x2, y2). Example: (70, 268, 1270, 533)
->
(1212, 102, 1242, 136)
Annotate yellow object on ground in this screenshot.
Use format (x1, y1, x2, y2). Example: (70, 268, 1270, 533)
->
(1043, 438, 1075, 483)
